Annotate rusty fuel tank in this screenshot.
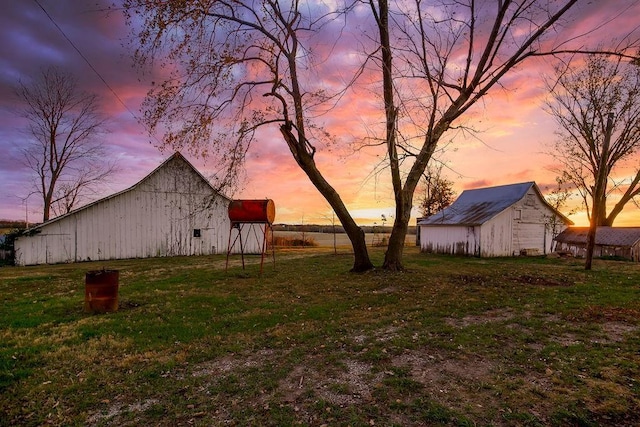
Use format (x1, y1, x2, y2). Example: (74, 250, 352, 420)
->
(228, 199, 276, 224)
(84, 269, 119, 313)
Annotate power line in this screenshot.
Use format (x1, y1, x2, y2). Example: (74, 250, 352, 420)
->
(32, 0, 144, 130)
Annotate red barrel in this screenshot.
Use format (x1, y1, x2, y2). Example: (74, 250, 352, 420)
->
(84, 270, 119, 313)
(228, 199, 276, 224)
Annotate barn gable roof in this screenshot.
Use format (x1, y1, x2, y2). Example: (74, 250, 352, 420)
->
(25, 152, 228, 231)
(418, 181, 572, 226)
(554, 227, 640, 247)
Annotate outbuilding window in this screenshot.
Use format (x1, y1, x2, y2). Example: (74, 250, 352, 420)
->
(193, 229, 201, 238)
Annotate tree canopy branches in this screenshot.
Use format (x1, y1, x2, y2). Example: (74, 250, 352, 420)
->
(16, 66, 115, 222)
(546, 53, 640, 227)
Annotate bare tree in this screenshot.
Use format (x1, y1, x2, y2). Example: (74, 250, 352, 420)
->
(543, 176, 576, 245)
(418, 164, 456, 218)
(546, 54, 640, 228)
(121, 0, 637, 272)
(319, 208, 340, 255)
(368, 0, 639, 270)
(16, 67, 115, 222)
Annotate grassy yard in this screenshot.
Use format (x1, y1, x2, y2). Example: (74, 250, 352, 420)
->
(1, 247, 639, 426)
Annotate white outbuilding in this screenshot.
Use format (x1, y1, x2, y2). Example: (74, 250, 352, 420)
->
(418, 181, 572, 257)
(15, 152, 264, 266)
(554, 226, 640, 261)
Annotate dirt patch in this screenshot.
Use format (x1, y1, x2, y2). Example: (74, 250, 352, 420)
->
(512, 274, 573, 287)
(551, 332, 583, 347)
(593, 322, 638, 344)
(394, 350, 493, 389)
(549, 321, 638, 346)
(450, 274, 488, 286)
(320, 359, 382, 406)
(295, 359, 381, 406)
(86, 398, 159, 425)
(372, 325, 402, 342)
(178, 348, 385, 409)
(349, 325, 405, 347)
(278, 363, 310, 404)
(392, 348, 498, 417)
(446, 308, 516, 328)
(352, 333, 367, 344)
(576, 305, 640, 323)
(372, 285, 399, 294)
(188, 348, 277, 378)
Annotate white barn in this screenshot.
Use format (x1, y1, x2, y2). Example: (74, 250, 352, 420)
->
(418, 182, 572, 257)
(15, 152, 264, 266)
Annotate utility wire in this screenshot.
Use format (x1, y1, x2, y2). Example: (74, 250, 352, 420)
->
(32, 0, 145, 131)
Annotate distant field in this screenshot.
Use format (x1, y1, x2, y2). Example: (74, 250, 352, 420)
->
(273, 230, 417, 247)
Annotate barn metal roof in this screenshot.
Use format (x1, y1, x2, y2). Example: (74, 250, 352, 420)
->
(554, 227, 640, 247)
(418, 181, 570, 226)
(23, 152, 229, 231)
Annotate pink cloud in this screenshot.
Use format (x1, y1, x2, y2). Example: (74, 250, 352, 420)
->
(463, 180, 492, 190)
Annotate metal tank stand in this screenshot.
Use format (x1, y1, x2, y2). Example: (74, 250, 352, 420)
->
(225, 221, 275, 275)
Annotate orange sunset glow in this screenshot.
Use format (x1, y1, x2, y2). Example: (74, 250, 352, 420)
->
(1, 1, 640, 227)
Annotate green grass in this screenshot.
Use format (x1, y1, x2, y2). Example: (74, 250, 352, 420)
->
(1, 247, 639, 426)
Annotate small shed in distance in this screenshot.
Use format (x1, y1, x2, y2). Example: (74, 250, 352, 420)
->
(418, 182, 572, 257)
(554, 227, 640, 261)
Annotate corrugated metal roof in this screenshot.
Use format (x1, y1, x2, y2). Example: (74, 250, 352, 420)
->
(418, 182, 537, 226)
(554, 227, 640, 247)
(24, 152, 229, 232)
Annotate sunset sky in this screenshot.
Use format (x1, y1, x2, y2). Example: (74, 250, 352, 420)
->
(2, 1, 640, 227)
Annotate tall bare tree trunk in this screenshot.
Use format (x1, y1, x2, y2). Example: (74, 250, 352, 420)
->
(596, 196, 608, 226)
(373, 0, 408, 271)
(586, 113, 614, 270)
(383, 189, 412, 271)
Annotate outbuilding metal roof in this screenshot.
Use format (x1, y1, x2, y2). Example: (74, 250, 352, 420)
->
(554, 227, 640, 247)
(418, 181, 570, 226)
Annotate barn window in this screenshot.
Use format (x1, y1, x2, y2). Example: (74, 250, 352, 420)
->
(193, 229, 201, 238)
(514, 209, 522, 220)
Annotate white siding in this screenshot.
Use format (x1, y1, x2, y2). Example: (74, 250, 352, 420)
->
(15, 155, 264, 266)
(420, 225, 481, 256)
(479, 209, 513, 257)
(509, 188, 560, 255)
